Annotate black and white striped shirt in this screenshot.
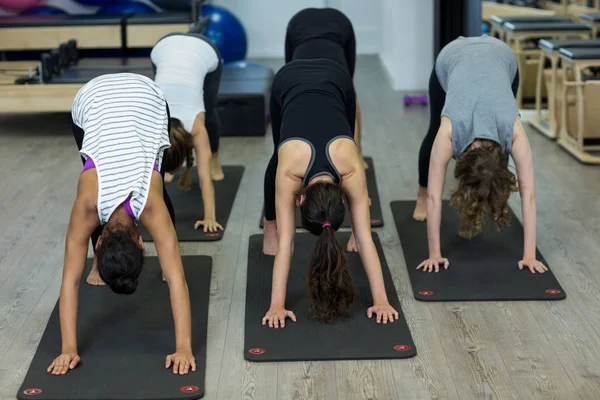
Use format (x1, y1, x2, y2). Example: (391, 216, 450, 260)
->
(72, 73, 171, 224)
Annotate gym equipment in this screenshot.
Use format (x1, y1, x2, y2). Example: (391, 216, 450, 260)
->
(403, 94, 428, 106)
(21, 5, 67, 15)
(581, 13, 600, 37)
(97, 1, 156, 15)
(503, 21, 591, 108)
(482, 22, 491, 34)
(489, 15, 571, 40)
(218, 61, 273, 137)
(140, 166, 244, 242)
(17, 257, 211, 400)
(245, 232, 416, 362)
(0, 0, 42, 12)
(556, 46, 600, 164)
(125, 12, 193, 48)
(201, 4, 247, 63)
(390, 200, 566, 301)
(529, 38, 600, 139)
(259, 157, 384, 229)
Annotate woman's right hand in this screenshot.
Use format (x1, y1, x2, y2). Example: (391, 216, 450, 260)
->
(262, 307, 296, 328)
(47, 352, 80, 375)
(417, 257, 449, 273)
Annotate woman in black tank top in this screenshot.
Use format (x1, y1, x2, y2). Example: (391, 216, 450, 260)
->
(261, 57, 398, 329)
(284, 7, 367, 169)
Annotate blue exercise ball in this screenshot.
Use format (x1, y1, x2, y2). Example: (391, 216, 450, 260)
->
(151, 0, 190, 11)
(482, 23, 490, 34)
(201, 4, 247, 64)
(73, 0, 115, 5)
(21, 5, 67, 15)
(97, 1, 156, 15)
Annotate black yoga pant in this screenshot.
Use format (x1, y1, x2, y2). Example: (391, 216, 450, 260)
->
(72, 107, 176, 249)
(417, 67, 520, 188)
(284, 7, 356, 78)
(203, 55, 222, 154)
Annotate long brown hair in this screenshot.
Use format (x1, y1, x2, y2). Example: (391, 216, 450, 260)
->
(450, 140, 518, 238)
(299, 181, 354, 323)
(165, 118, 194, 191)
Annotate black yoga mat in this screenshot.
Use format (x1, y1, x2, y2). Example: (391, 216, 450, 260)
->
(17, 256, 211, 400)
(391, 200, 566, 302)
(259, 157, 383, 229)
(244, 232, 416, 362)
(141, 166, 244, 242)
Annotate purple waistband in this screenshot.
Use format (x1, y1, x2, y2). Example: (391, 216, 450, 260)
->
(81, 157, 160, 219)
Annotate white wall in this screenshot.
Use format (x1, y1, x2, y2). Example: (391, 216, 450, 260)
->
(214, 0, 382, 58)
(380, 0, 434, 91)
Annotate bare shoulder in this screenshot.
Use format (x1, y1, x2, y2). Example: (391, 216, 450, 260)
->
(278, 139, 312, 180)
(329, 137, 361, 179)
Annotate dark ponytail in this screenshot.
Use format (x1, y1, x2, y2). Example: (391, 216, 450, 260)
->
(299, 181, 354, 323)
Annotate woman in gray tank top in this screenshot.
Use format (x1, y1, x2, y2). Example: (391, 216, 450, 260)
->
(412, 35, 547, 275)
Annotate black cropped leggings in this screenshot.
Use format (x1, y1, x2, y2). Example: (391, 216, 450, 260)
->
(203, 57, 222, 153)
(72, 108, 176, 249)
(417, 67, 520, 188)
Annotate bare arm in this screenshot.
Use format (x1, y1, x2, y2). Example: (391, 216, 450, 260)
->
(426, 125, 452, 259)
(141, 177, 191, 352)
(510, 118, 546, 273)
(191, 117, 218, 229)
(343, 165, 389, 306)
(269, 169, 300, 308)
(59, 190, 99, 355)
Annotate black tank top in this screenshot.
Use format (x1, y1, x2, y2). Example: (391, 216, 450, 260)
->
(272, 58, 355, 186)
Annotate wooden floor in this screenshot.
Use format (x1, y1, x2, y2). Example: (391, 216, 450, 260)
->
(1, 55, 600, 400)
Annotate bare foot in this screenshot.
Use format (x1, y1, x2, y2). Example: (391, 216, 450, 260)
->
(263, 219, 278, 255)
(347, 232, 358, 253)
(162, 274, 166, 282)
(164, 172, 174, 183)
(211, 153, 225, 181)
(361, 155, 369, 170)
(413, 186, 428, 221)
(86, 259, 106, 286)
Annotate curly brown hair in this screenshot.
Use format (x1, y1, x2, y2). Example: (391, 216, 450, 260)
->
(299, 181, 354, 324)
(450, 140, 518, 238)
(165, 118, 194, 191)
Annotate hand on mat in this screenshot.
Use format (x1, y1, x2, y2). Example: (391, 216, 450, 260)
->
(165, 349, 196, 375)
(518, 257, 548, 274)
(47, 352, 80, 375)
(194, 218, 223, 233)
(262, 307, 297, 328)
(367, 304, 399, 324)
(417, 257, 449, 273)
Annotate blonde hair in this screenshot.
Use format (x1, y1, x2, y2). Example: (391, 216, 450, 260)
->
(166, 118, 194, 191)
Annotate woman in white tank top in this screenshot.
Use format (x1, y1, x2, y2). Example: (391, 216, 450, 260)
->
(151, 32, 224, 234)
(48, 73, 196, 377)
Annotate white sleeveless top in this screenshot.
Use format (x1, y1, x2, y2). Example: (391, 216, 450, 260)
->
(72, 73, 171, 224)
(151, 34, 219, 131)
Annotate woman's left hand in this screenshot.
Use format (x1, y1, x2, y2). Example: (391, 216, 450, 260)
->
(194, 218, 223, 233)
(518, 257, 548, 274)
(367, 303, 399, 324)
(165, 349, 196, 375)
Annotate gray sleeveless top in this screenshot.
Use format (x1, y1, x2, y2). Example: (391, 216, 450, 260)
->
(435, 35, 519, 158)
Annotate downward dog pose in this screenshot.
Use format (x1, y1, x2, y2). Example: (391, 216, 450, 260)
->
(261, 58, 397, 328)
(413, 35, 547, 275)
(151, 32, 224, 233)
(285, 7, 367, 168)
(48, 73, 195, 376)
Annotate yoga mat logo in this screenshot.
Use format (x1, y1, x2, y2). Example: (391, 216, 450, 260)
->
(23, 388, 42, 396)
(180, 386, 200, 393)
(545, 289, 562, 295)
(418, 290, 434, 296)
(248, 348, 266, 355)
(393, 345, 411, 352)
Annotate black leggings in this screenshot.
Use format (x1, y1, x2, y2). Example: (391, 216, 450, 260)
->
(203, 58, 222, 153)
(417, 67, 520, 187)
(72, 110, 176, 248)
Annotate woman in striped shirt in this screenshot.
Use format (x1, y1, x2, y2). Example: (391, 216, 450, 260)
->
(47, 73, 195, 376)
(150, 31, 224, 233)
